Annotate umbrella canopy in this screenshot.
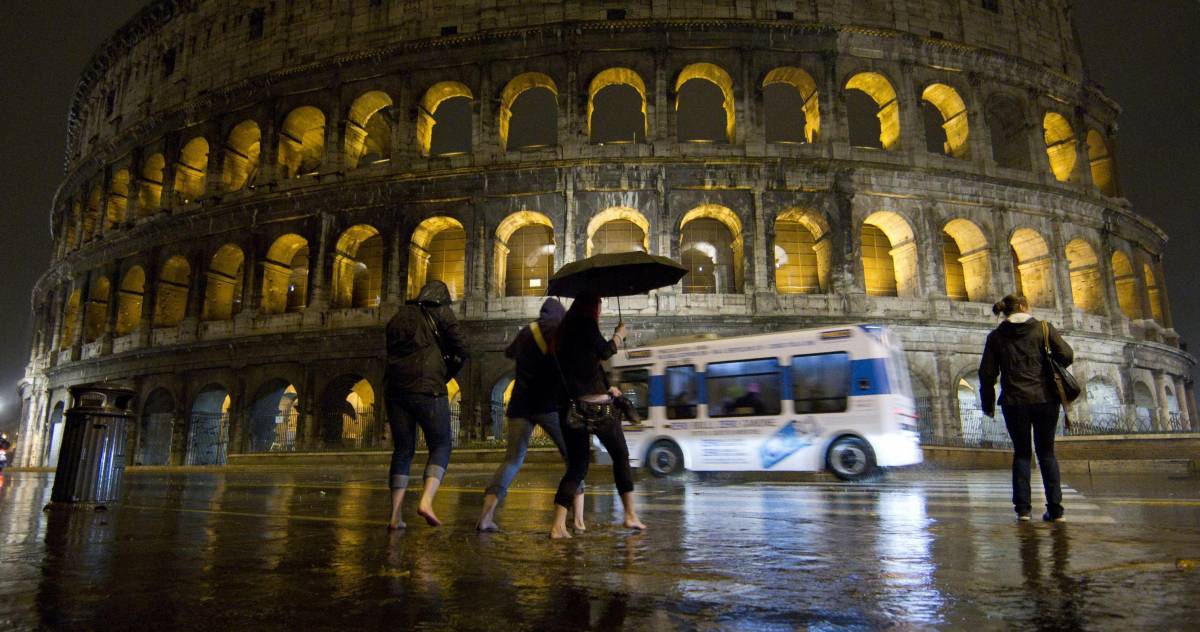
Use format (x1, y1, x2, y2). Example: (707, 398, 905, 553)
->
(547, 251, 687, 298)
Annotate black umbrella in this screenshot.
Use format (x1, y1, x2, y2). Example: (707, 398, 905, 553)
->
(547, 251, 687, 322)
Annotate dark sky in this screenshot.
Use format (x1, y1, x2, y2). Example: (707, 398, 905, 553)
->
(0, 2, 1197, 435)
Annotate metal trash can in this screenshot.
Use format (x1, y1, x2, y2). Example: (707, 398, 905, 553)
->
(49, 384, 136, 506)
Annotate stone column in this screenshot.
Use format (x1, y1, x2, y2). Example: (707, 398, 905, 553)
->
(307, 214, 334, 310)
(382, 224, 404, 308)
(1048, 218, 1073, 318)
(139, 257, 160, 346)
(1173, 375, 1191, 429)
(563, 172, 577, 264)
(751, 184, 770, 297)
(919, 200, 946, 299)
(102, 263, 121, 354)
(829, 178, 858, 297)
(1153, 371, 1171, 432)
(652, 47, 673, 153)
(820, 52, 847, 154)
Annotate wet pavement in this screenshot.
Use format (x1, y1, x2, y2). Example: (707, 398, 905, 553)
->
(0, 465, 1197, 630)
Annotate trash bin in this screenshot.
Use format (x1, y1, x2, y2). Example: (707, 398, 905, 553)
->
(49, 383, 136, 507)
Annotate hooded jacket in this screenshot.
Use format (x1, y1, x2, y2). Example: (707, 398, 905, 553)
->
(384, 281, 468, 396)
(504, 298, 566, 417)
(978, 315, 1073, 416)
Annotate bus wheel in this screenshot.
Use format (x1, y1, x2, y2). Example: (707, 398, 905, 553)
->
(826, 436, 876, 481)
(646, 440, 684, 477)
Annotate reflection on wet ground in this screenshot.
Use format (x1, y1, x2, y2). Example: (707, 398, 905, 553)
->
(0, 466, 1197, 630)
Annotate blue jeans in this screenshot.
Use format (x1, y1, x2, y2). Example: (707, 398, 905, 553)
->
(385, 390, 452, 489)
(485, 411, 575, 498)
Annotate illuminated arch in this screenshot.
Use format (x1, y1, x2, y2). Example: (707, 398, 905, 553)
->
(83, 185, 102, 241)
(763, 67, 820, 143)
(1065, 238, 1105, 315)
(494, 211, 555, 297)
(586, 207, 650, 256)
(416, 81, 473, 157)
(60, 289, 81, 347)
(942, 218, 991, 302)
(680, 204, 743, 294)
(408, 216, 466, 301)
(845, 72, 900, 150)
(115, 266, 145, 336)
(775, 207, 831, 294)
(84, 276, 111, 343)
(862, 211, 918, 297)
(248, 379, 299, 453)
(153, 256, 191, 327)
(498, 73, 558, 152)
(1087, 129, 1118, 197)
(138, 153, 165, 214)
(345, 91, 393, 169)
(1085, 378, 1122, 431)
(262, 234, 310, 314)
(588, 68, 648, 143)
(1111, 251, 1140, 320)
(986, 94, 1031, 170)
(106, 169, 131, 230)
(277, 106, 326, 178)
(1009, 228, 1054, 308)
(221, 120, 261, 192)
(1144, 263, 1163, 324)
(202, 244, 245, 321)
(1043, 112, 1077, 182)
(174, 137, 209, 202)
(921, 84, 970, 158)
(675, 63, 735, 144)
(319, 375, 377, 448)
(332, 225, 383, 308)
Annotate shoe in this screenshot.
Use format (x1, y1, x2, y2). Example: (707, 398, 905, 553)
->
(1017, 512, 1031, 522)
(1042, 512, 1065, 523)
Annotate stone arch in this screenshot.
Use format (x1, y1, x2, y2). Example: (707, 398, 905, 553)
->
(115, 266, 145, 336)
(332, 225, 383, 308)
(83, 185, 102, 241)
(153, 255, 191, 327)
(861, 211, 918, 297)
(106, 169, 131, 229)
(1144, 263, 1163, 324)
(138, 152, 165, 214)
(248, 378, 300, 453)
(1085, 377, 1121, 432)
(762, 66, 820, 144)
(1087, 129, 1118, 197)
(64, 202, 80, 250)
(1065, 238, 1105, 315)
(174, 137, 209, 202)
(941, 218, 991, 302)
(318, 374, 376, 448)
(137, 387, 175, 465)
(1009, 228, 1054, 308)
(986, 94, 1031, 170)
(774, 207, 831, 294)
(45, 401, 66, 467)
(408, 216, 466, 301)
(84, 275, 111, 343)
(588, 67, 647, 144)
(221, 120, 261, 192)
(956, 370, 1008, 446)
(417, 81, 473, 157)
(1043, 111, 1077, 182)
(845, 71, 900, 150)
(277, 106, 326, 178)
(345, 90, 393, 169)
(488, 372, 517, 438)
(499, 72, 558, 151)
(187, 383, 231, 465)
(680, 204, 743, 294)
(60, 288, 81, 347)
(1111, 250, 1140, 320)
(1133, 380, 1157, 431)
(921, 83, 969, 158)
(262, 234, 310, 315)
(202, 244, 245, 321)
(495, 211, 555, 297)
(586, 207, 650, 256)
(675, 63, 735, 144)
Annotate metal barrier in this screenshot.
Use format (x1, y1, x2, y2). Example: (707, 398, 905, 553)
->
(185, 413, 229, 465)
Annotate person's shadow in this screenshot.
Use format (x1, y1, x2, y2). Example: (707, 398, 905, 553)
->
(1019, 525, 1085, 631)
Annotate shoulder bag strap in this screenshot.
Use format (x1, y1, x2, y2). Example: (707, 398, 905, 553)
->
(420, 306, 445, 354)
(530, 321, 549, 354)
(1042, 321, 1072, 429)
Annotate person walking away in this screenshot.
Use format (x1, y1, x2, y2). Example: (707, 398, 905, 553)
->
(477, 298, 585, 532)
(384, 280, 467, 529)
(549, 291, 645, 539)
(979, 294, 1074, 522)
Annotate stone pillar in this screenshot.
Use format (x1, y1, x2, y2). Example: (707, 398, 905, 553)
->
(751, 184, 770, 295)
(1072, 109, 1093, 189)
(308, 214, 334, 310)
(323, 90, 345, 175)
(1173, 375, 1191, 429)
(102, 263, 121, 354)
(829, 179, 858, 297)
(919, 200, 946, 299)
(240, 238, 261, 318)
(139, 257, 160, 344)
(820, 52, 847, 153)
(382, 224, 404, 308)
(563, 172, 578, 264)
(1025, 91, 1051, 184)
(964, 72, 994, 170)
(652, 47, 673, 153)
(1048, 218, 1072, 318)
(1153, 371, 1171, 432)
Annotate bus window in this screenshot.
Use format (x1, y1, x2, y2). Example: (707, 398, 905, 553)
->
(666, 365, 698, 420)
(615, 367, 650, 421)
(705, 359, 782, 417)
(791, 352, 850, 413)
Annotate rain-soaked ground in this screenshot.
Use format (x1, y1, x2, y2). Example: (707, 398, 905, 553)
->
(0, 464, 1197, 630)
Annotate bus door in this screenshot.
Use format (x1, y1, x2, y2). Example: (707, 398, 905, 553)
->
(696, 358, 787, 470)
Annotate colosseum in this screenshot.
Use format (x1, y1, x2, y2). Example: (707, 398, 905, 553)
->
(15, 0, 1197, 468)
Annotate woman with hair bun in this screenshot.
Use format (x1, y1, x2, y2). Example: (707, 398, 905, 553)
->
(979, 294, 1074, 522)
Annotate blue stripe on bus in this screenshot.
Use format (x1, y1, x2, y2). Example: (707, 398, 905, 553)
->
(849, 358, 890, 396)
(780, 369, 794, 401)
(648, 375, 665, 407)
(697, 372, 707, 405)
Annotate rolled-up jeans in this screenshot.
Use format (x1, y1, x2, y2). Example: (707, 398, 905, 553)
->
(485, 411, 581, 499)
(385, 390, 452, 490)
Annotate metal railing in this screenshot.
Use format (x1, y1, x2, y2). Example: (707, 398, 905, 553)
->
(185, 412, 229, 465)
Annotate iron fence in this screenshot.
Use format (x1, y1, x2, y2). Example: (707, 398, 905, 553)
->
(185, 412, 229, 465)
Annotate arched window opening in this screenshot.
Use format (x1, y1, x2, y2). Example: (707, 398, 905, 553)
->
(1111, 251, 1140, 320)
(942, 234, 967, 301)
(174, 137, 209, 202)
(187, 384, 231, 465)
(319, 376, 376, 449)
(503, 223, 554, 297)
(277, 106, 326, 178)
(83, 186, 102, 241)
(1087, 129, 1118, 197)
(332, 225, 383, 308)
(153, 256, 191, 327)
(675, 63, 735, 144)
(221, 121, 261, 192)
(774, 208, 831, 294)
(1133, 381, 1157, 431)
(942, 218, 991, 302)
(1043, 112, 1077, 182)
(861, 211, 918, 297)
(345, 91, 393, 169)
(248, 380, 299, 453)
(60, 289, 81, 347)
(957, 373, 1010, 447)
(1144, 264, 1163, 324)
(417, 81, 473, 157)
(261, 235, 309, 315)
(106, 169, 131, 230)
(845, 72, 900, 150)
(115, 266, 145, 336)
(1009, 229, 1054, 308)
(763, 67, 819, 144)
(1085, 379, 1121, 432)
(586, 207, 649, 256)
(137, 388, 175, 465)
(986, 95, 1031, 170)
(84, 276, 111, 343)
(202, 244, 245, 321)
(1066, 239, 1105, 315)
(64, 202, 80, 251)
(408, 217, 465, 301)
(138, 153, 165, 214)
(680, 205, 743, 294)
(589, 68, 647, 144)
(499, 73, 558, 151)
(921, 84, 969, 158)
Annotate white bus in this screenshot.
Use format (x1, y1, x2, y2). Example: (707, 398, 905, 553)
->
(609, 324, 922, 480)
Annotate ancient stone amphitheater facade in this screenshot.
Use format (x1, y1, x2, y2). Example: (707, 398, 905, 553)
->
(16, 0, 1196, 466)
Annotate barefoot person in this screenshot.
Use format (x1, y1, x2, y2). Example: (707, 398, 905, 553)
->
(549, 291, 645, 539)
(383, 280, 467, 529)
(478, 298, 584, 532)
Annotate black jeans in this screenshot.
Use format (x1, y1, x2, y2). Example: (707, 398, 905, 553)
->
(1002, 402, 1063, 517)
(385, 389, 453, 489)
(554, 406, 634, 509)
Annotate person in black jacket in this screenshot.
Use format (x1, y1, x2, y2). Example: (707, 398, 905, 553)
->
(384, 280, 467, 529)
(549, 291, 645, 539)
(979, 294, 1074, 522)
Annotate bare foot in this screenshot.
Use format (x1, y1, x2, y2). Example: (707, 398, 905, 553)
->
(417, 506, 441, 527)
(573, 520, 587, 532)
(624, 515, 646, 530)
(387, 520, 406, 531)
(477, 519, 500, 533)
(549, 524, 573, 539)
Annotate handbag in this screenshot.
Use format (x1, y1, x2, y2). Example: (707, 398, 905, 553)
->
(564, 400, 615, 432)
(420, 306, 463, 380)
(1041, 321, 1081, 428)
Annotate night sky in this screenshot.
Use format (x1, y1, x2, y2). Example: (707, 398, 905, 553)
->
(0, 2, 1197, 436)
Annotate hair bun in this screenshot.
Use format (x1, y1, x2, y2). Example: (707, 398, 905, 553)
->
(992, 300, 1005, 315)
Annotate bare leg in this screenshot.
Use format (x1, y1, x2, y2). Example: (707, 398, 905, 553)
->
(572, 490, 586, 531)
(549, 505, 572, 539)
(388, 488, 407, 530)
(477, 493, 501, 532)
(417, 476, 442, 527)
(620, 491, 645, 530)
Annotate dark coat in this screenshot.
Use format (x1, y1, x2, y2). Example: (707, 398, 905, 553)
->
(505, 298, 566, 417)
(554, 311, 618, 400)
(979, 316, 1073, 416)
(384, 281, 468, 396)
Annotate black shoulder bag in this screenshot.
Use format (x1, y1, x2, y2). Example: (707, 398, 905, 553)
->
(1041, 320, 1080, 428)
(420, 306, 463, 380)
